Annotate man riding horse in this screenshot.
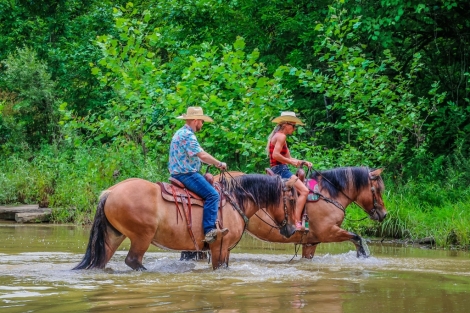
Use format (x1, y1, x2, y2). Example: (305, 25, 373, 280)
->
(168, 106, 228, 244)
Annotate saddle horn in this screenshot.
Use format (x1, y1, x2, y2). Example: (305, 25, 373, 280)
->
(204, 164, 214, 185)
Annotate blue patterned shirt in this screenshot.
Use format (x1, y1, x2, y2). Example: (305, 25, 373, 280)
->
(168, 124, 204, 175)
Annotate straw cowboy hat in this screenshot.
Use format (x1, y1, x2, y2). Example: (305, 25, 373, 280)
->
(176, 106, 214, 122)
(271, 111, 305, 125)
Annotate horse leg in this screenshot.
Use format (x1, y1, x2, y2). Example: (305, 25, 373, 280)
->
(210, 242, 230, 269)
(180, 251, 209, 261)
(104, 223, 126, 265)
(316, 226, 370, 258)
(301, 243, 318, 259)
(225, 251, 230, 267)
(349, 233, 369, 258)
(125, 233, 154, 271)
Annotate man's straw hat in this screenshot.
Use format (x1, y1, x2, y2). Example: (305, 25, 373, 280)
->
(271, 111, 305, 125)
(176, 106, 214, 122)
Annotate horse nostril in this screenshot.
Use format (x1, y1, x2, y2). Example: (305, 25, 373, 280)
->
(383, 213, 387, 219)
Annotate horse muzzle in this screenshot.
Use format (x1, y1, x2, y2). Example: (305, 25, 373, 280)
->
(280, 224, 296, 238)
(371, 209, 387, 222)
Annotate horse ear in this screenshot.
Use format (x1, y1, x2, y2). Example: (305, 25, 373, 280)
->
(369, 168, 383, 179)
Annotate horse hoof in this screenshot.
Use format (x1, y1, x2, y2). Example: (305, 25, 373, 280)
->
(356, 248, 370, 258)
(135, 266, 147, 271)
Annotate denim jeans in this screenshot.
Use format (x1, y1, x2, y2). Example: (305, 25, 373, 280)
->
(171, 172, 220, 234)
(271, 164, 294, 179)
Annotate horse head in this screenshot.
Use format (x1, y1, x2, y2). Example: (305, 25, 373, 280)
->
(312, 167, 387, 222)
(362, 168, 387, 222)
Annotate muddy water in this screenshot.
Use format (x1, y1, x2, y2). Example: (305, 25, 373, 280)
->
(1, 223, 469, 312)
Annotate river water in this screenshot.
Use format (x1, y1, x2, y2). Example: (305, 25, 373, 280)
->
(0, 223, 469, 312)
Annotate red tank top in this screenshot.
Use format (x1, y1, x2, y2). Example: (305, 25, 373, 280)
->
(269, 141, 289, 167)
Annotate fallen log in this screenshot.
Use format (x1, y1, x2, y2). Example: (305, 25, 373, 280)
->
(15, 209, 52, 223)
(0, 205, 40, 220)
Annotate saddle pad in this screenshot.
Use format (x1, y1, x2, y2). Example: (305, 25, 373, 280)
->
(307, 193, 320, 202)
(306, 179, 320, 202)
(308, 178, 318, 191)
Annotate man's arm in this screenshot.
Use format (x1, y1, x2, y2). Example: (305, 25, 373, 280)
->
(197, 151, 227, 169)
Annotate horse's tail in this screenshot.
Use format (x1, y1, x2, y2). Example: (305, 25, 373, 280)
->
(73, 191, 111, 270)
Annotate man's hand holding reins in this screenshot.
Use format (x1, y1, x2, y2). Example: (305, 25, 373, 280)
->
(217, 162, 227, 170)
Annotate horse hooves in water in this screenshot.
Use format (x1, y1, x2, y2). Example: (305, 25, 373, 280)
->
(349, 233, 370, 258)
(180, 251, 209, 261)
(356, 247, 370, 258)
(125, 257, 147, 271)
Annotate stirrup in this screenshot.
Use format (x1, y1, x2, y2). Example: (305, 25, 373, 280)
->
(216, 221, 229, 237)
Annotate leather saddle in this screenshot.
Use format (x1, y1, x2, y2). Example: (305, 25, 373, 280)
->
(157, 176, 225, 207)
(265, 167, 319, 202)
(265, 167, 306, 182)
(158, 180, 204, 207)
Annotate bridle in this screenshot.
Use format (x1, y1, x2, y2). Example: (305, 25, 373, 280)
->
(367, 176, 381, 218)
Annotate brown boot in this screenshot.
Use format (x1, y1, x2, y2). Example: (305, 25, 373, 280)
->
(204, 228, 229, 244)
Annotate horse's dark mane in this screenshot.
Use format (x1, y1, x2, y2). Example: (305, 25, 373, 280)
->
(311, 167, 384, 198)
(223, 174, 283, 212)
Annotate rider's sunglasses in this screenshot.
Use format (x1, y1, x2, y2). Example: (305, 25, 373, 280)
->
(286, 122, 296, 128)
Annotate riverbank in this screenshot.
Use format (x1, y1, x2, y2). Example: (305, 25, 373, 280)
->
(0, 204, 51, 223)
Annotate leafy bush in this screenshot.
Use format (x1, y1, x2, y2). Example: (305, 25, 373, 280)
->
(1, 47, 59, 148)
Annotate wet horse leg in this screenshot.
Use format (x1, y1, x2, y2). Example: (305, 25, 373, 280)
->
(125, 231, 155, 271)
(125, 242, 150, 270)
(349, 233, 369, 258)
(317, 226, 369, 258)
(180, 251, 209, 261)
(210, 241, 230, 269)
(104, 224, 126, 265)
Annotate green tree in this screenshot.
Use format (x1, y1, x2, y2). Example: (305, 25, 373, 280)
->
(1, 47, 59, 148)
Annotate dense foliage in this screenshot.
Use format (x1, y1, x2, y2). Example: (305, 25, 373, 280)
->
(1, 0, 469, 247)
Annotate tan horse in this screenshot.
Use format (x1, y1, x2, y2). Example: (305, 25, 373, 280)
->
(246, 167, 387, 258)
(73, 174, 298, 271)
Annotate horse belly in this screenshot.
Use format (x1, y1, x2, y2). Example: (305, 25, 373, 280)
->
(151, 204, 206, 251)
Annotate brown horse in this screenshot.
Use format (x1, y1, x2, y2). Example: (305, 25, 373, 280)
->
(246, 167, 387, 258)
(73, 174, 298, 271)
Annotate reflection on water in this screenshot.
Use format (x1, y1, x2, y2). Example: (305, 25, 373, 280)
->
(0, 223, 469, 312)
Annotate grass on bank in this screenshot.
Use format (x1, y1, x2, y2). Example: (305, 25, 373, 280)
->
(1, 146, 470, 248)
(0, 146, 167, 223)
(343, 185, 470, 249)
